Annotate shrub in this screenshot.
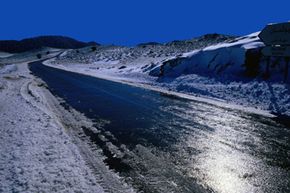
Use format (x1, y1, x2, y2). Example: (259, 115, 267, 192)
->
(91, 46, 97, 51)
(36, 53, 42, 59)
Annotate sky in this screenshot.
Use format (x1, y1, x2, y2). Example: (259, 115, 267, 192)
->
(1, 0, 289, 45)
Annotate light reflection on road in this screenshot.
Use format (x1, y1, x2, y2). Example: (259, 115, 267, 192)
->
(175, 102, 289, 193)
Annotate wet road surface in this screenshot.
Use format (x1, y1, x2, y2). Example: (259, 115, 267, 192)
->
(30, 61, 290, 193)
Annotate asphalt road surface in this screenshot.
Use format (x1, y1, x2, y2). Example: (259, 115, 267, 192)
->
(29, 61, 290, 193)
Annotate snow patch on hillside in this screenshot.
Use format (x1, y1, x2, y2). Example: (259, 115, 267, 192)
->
(150, 32, 264, 77)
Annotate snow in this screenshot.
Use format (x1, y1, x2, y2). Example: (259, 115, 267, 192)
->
(0, 52, 14, 58)
(0, 64, 17, 74)
(0, 61, 135, 192)
(47, 32, 290, 117)
(0, 62, 105, 192)
(204, 32, 262, 51)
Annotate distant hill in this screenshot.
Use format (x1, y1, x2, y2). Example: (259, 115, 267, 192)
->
(0, 36, 100, 53)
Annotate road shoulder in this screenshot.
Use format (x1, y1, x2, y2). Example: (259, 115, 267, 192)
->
(0, 62, 107, 192)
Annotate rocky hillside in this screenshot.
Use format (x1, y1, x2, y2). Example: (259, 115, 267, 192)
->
(48, 32, 290, 116)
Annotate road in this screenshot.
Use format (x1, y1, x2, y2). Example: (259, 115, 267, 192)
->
(29, 61, 290, 193)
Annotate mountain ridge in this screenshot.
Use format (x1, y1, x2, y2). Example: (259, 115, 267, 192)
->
(0, 35, 99, 53)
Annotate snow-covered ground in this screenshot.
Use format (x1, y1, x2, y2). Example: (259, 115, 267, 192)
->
(0, 52, 14, 58)
(0, 62, 102, 192)
(47, 32, 290, 117)
(0, 60, 134, 192)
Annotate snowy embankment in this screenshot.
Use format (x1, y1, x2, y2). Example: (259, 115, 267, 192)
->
(0, 62, 104, 192)
(150, 32, 290, 116)
(0, 62, 136, 192)
(47, 32, 290, 117)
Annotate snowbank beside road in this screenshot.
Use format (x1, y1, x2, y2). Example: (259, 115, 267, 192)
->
(0, 62, 122, 192)
(0, 64, 17, 74)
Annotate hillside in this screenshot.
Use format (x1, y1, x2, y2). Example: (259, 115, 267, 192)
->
(47, 32, 290, 116)
(0, 36, 99, 53)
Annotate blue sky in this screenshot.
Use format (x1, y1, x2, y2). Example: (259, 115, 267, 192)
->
(1, 0, 289, 45)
